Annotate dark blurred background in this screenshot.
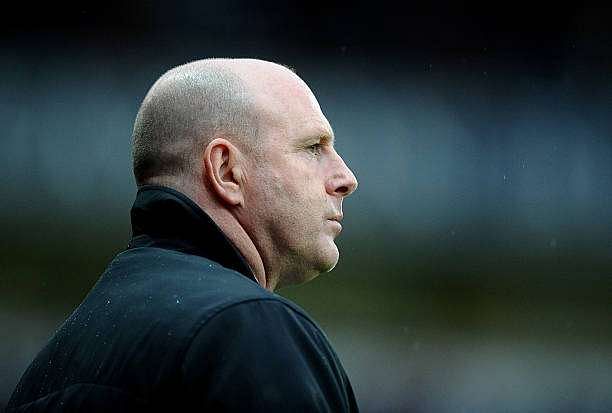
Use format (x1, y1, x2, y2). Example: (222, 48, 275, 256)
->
(1, 2, 612, 412)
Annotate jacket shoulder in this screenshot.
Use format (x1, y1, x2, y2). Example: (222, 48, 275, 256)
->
(7, 247, 273, 410)
(179, 298, 357, 412)
(108, 246, 271, 301)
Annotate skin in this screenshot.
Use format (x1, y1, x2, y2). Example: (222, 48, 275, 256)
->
(142, 59, 358, 291)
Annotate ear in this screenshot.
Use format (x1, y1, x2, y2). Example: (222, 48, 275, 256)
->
(203, 138, 245, 207)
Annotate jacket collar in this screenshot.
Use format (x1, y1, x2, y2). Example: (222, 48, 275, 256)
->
(128, 185, 255, 282)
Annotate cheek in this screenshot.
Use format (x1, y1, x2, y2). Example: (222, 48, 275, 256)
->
(282, 174, 327, 220)
(268, 177, 325, 235)
(268, 166, 320, 203)
(249, 160, 326, 225)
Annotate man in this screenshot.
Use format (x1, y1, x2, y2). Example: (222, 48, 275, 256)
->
(7, 58, 359, 412)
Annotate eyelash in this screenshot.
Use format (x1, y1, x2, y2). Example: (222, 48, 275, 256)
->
(308, 143, 323, 156)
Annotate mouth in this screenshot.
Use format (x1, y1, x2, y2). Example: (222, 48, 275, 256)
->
(328, 214, 343, 222)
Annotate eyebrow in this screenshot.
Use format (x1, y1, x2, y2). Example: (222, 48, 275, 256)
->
(320, 133, 335, 146)
(319, 126, 336, 146)
(300, 127, 335, 147)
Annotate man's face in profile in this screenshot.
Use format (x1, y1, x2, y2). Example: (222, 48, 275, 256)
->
(241, 80, 358, 288)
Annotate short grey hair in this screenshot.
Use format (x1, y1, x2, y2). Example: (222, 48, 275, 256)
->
(132, 60, 260, 187)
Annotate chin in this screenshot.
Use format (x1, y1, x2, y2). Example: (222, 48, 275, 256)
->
(317, 242, 340, 274)
(277, 244, 339, 289)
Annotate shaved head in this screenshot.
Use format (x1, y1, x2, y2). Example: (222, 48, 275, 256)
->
(132, 58, 283, 187)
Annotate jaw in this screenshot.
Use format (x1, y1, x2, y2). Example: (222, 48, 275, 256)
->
(274, 238, 340, 290)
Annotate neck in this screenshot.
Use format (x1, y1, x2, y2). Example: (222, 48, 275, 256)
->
(192, 195, 269, 290)
(149, 178, 272, 290)
(212, 207, 269, 290)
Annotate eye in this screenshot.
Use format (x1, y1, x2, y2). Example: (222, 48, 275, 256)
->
(307, 143, 323, 156)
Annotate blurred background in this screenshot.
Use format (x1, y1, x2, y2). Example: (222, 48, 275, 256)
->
(1, 2, 611, 411)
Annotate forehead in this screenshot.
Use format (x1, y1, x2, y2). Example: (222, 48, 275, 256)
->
(253, 78, 334, 145)
(291, 112, 335, 145)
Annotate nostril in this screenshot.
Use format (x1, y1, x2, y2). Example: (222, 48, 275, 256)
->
(336, 185, 349, 195)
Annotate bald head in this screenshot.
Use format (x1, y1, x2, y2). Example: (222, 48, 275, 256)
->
(132, 58, 300, 188)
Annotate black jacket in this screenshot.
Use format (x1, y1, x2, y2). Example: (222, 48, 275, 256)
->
(7, 185, 358, 412)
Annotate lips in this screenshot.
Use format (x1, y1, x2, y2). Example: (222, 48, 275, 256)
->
(328, 214, 343, 222)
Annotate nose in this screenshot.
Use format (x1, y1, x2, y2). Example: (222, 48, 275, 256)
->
(326, 152, 358, 198)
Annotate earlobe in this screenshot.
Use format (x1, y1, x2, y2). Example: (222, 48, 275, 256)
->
(203, 138, 244, 207)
